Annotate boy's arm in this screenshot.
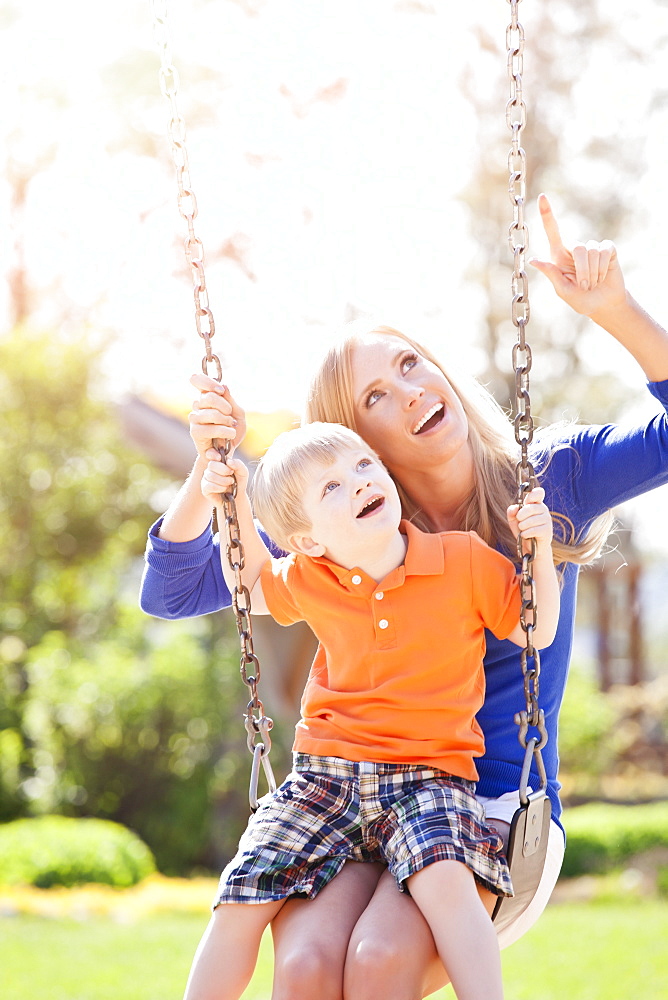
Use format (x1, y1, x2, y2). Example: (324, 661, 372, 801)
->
(202, 455, 272, 615)
(506, 487, 560, 650)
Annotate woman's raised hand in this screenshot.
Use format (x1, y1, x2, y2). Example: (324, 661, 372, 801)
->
(530, 194, 627, 318)
(189, 373, 247, 461)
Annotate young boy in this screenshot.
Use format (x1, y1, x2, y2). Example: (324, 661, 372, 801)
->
(185, 422, 560, 1000)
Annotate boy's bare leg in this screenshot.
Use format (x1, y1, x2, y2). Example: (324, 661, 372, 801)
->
(407, 860, 503, 1000)
(183, 899, 285, 1000)
(270, 861, 385, 1000)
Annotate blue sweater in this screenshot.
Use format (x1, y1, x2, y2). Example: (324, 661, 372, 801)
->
(140, 380, 668, 830)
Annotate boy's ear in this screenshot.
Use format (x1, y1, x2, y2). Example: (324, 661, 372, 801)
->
(288, 533, 326, 558)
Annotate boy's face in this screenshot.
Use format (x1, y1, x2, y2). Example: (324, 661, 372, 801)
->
(291, 443, 402, 568)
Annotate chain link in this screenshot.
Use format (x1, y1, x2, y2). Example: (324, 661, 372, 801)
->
(506, 0, 547, 757)
(152, 0, 275, 808)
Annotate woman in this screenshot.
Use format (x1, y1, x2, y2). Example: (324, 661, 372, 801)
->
(141, 197, 668, 999)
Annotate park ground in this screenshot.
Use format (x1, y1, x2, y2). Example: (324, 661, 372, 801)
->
(1, 874, 667, 1000)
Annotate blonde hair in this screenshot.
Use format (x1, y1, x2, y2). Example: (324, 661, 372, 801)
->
(252, 421, 381, 552)
(305, 324, 613, 566)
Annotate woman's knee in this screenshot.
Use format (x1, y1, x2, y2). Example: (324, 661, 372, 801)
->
(344, 930, 424, 1000)
(342, 875, 445, 1000)
(272, 942, 344, 1000)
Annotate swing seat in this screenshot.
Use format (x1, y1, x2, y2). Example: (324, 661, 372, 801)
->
(491, 786, 552, 932)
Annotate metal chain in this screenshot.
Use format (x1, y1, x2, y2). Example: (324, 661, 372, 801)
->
(152, 0, 275, 809)
(506, 0, 547, 778)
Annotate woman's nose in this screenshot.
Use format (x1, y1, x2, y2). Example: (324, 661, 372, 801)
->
(401, 383, 425, 408)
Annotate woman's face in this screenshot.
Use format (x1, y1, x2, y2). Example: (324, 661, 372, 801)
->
(350, 334, 470, 477)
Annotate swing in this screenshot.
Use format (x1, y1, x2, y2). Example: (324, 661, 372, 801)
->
(152, 0, 276, 811)
(492, 0, 551, 930)
(152, 0, 551, 919)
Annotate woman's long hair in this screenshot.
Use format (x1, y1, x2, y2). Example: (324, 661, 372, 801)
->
(305, 324, 613, 566)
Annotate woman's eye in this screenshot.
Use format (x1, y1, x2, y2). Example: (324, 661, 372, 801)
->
(365, 389, 382, 407)
(401, 352, 419, 373)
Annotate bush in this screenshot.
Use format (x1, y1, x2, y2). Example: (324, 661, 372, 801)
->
(561, 801, 668, 878)
(17, 610, 258, 875)
(0, 816, 156, 888)
(657, 866, 668, 897)
(558, 667, 620, 778)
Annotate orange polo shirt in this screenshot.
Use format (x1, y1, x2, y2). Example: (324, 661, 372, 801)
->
(260, 520, 521, 780)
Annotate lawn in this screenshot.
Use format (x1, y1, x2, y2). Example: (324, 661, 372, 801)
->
(1, 897, 667, 999)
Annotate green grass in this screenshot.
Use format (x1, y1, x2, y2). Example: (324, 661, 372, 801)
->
(1, 900, 667, 999)
(499, 900, 668, 1000)
(0, 913, 203, 1000)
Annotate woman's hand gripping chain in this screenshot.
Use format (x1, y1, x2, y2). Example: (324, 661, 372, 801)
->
(189, 372, 246, 463)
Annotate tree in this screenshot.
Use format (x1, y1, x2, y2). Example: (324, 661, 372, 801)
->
(459, 0, 664, 422)
(0, 328, 265, 871)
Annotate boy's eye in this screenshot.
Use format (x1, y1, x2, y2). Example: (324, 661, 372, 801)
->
(357, 459, 372, 471)
(323, 481, 339, 495)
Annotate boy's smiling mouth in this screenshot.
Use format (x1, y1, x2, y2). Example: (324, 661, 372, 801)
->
(356, 496, 385, 518)
(412, 402, 444, 434)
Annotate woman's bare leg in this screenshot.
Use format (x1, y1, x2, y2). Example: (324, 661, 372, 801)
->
(270, 861, 385, 1000)
(343, 868, 498, 1000)
(343, 868, 442, 1000)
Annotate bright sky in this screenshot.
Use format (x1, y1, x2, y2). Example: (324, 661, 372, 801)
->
(3, 0, 668, 550)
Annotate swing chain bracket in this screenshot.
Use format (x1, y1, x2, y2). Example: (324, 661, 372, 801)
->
(153, 0, 275, 810)
(507, 0, 548, 775)
(246, 713, 277, 813)
(219, 463, 277, 806)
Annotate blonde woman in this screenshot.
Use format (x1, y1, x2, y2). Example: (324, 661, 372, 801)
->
(141, 198, 668, 999)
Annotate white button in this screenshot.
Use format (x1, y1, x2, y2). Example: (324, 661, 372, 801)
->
(378, 619, 389, 629)
(351, 574, 362, 585)
(375, 592, 384, 600)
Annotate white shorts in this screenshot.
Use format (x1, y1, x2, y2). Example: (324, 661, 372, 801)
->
(477, 789, 566, 950)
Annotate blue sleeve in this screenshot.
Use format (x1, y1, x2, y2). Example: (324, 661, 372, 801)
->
(139, 516, 286, 620)
(535, 379, 668, 532)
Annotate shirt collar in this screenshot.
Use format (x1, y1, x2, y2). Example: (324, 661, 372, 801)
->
(310, 519, 444, 593)
(400, 519, 445, 576)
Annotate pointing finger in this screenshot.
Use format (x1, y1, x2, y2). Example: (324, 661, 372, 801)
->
(537, 194, 566, 256)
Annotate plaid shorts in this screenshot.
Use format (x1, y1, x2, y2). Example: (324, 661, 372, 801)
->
(215, 754, 513, 906)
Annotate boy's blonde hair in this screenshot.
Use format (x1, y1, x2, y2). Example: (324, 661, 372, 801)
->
(305, 324, 614, 566)
(252, 422, 381, 552)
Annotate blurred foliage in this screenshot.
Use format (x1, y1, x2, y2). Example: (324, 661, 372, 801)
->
(0, 328, 274, 873)
(561, 801, 668, 878)
(460, 1, 651, 422)
(0, 328, 166, 646)
(559, 667, 668, 804)
(558, 667, 621, 778)
(0, 815, 155, 888)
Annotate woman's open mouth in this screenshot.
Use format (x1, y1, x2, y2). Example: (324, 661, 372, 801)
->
(356, 496, 385, 518)
(412, 402, 444, 434)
